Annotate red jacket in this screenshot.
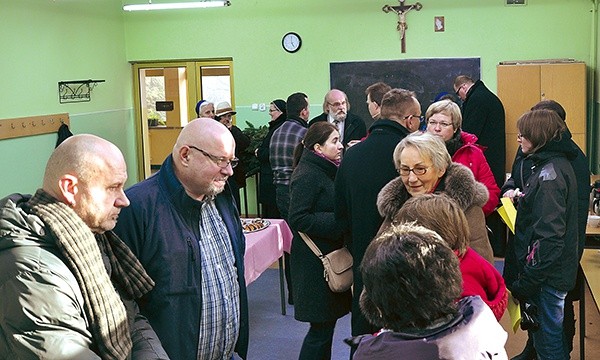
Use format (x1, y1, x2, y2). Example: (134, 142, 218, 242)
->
(452, 131, 500, 216)
(458, 248, 507, 321)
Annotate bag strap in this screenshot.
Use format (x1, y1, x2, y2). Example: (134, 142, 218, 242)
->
(298, 231, 324, 258)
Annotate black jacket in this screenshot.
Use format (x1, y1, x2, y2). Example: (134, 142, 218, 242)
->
(289, 150, 351, 322)
(506, 136, 579, 300)
(502, 129, 590, 262)
(309, 112, 367, 148)
(256, 114, 286, 205)
(461, 80, 506, 187)
(334, 119, 411, 335)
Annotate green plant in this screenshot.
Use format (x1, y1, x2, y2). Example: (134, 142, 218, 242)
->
(241, 120, 268, 175)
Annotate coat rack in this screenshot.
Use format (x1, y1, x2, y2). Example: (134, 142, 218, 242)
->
(0, 113, 70, 140)
(58, 79, 105, 103)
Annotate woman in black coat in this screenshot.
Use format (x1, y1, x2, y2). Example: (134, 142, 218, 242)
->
(255, 99, 286, 218)
(288, 122, 351, 360)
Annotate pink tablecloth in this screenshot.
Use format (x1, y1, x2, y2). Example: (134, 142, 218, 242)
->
(243, 219, 293, 285)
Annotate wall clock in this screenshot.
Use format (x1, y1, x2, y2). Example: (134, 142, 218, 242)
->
(282, 32, 301, 53)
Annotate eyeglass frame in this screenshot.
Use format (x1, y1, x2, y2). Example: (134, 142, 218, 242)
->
(427, 119, 454, 128)
(398, 165, 431, 177)
(455, 84, 467, 95)
(403, 114, 425, 123)
(327, 100, 347, 108)
(187, 145, 239, 168)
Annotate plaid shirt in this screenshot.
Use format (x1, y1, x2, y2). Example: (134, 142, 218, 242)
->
(196, 200, 240, 360)
(269, 116, 308, 186)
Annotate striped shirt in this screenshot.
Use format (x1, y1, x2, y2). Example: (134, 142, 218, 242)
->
(196, 200, 240, 360)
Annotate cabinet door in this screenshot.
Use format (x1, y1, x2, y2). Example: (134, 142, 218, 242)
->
(498, 64, 541, 171)
(541, 63, 587, 152)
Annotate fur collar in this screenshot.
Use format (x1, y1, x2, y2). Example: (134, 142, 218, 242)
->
(377, 163, 489, 218)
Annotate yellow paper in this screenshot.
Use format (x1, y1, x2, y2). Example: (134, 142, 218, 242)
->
(507, 290, 522, 333)
(497, 197, 517, 234)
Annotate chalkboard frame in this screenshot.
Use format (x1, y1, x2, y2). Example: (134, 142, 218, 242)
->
(330, 58, 481, 129)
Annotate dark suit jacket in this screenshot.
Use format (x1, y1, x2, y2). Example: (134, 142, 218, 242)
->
(309, 112, 366, 148)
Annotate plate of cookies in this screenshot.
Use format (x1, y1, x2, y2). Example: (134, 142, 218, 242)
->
(241, 218, 271, 234)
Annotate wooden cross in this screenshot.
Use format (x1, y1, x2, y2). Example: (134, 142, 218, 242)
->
(382, 0, 423, 53)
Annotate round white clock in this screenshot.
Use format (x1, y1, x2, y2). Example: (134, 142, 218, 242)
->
(282, 32, 302, 53)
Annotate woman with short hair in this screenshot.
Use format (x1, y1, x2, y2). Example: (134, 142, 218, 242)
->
(377, 132, 494, 263)
(425, 99, 500, 216)
(504, 109, 579, 360)
(353, 222, 507, 359)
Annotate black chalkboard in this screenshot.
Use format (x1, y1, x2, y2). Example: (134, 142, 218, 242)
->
(330, 58, 480, 129)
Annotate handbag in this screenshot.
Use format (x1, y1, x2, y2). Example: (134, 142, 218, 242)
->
(298, 231, 353, 293)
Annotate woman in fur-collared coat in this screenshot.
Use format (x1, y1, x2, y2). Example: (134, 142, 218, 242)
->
(377, 132, 494, 264)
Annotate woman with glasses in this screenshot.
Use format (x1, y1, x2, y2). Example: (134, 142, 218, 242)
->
(255, 99, 287, 218)
(377, 132, 494, 263)
(503, 109, 578, 360)
(288, 122, 351, 360)
(425, 99, 500, 220)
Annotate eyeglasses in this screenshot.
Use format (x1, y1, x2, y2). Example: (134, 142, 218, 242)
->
(268, 108, 278, 113)
(398, 165, 430, 176)
(188, 145, 239, 168)
(517, 133, 525, 140)
(427, 120, 453, 128)
(404, 114, 425, 123)
(455, 84, 467, 95)
(327, 100, 347, 108)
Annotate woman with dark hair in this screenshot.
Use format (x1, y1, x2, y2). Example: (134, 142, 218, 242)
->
(377, 132, 494, 263)
(504, 109, 579, 360)
(255, 99, 287, 218)
(288, 121, 350, 360)
(353, 222, 507, 359)
(395, 194, 507, 321)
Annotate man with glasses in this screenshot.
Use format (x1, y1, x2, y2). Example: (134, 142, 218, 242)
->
(335, 88, 420, 339)
(454, 75, 506, 258)
(309, 89, 366, 148)
(114, 118, 249, 360)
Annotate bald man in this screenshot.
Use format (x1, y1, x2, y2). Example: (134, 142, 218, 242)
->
(0, 135, 167, 359)
(309, 89, 366, 148)
(114, 118, 249, 360)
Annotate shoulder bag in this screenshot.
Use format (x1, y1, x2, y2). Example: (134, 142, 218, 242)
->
(298, 231, 353, 293)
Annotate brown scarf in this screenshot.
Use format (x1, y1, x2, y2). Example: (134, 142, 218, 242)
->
(27, 189, 154, 360)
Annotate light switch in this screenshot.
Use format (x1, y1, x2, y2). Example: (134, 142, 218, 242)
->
(251, 103, 258, 111)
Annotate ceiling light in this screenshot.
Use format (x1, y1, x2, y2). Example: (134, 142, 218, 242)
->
(123, 1, 231, 11)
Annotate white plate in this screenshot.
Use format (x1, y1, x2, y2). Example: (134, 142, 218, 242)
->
(241, 218, 271, 234)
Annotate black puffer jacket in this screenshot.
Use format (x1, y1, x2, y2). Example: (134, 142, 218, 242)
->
(377, 162, 493, 263)
(505, 137, 579, 300)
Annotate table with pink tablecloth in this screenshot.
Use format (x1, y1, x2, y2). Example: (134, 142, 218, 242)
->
(243, 218, 293, 314)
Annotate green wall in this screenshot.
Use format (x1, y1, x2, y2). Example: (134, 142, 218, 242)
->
(1, 0, 599, 198)
(0, 0, 135, 194)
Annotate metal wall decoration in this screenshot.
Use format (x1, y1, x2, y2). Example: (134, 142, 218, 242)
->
(58, 79, 105, 103)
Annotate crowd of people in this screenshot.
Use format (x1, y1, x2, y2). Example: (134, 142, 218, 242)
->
(0, 75, 589, 360)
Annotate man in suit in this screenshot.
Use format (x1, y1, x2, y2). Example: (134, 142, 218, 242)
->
(335, 88, 421, 338)
(309, 89, 366, 148)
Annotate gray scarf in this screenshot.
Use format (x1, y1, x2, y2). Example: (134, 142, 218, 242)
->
(27, 189, 154, 359)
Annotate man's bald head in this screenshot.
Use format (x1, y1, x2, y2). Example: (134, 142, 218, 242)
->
(42, 134, 129, 232)
(172, 118, 236, 200)
(43, 134, 125, 197)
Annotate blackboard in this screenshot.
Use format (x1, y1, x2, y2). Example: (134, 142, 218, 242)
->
(330, 58, 480, 129)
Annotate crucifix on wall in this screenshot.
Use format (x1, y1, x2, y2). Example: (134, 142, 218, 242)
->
(382, 0, 423, 53)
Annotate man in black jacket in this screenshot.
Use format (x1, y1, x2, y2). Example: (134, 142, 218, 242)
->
(335, 88, 420, 338)
(454, 75, 506, 257)
(309, 89, 366, 148)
